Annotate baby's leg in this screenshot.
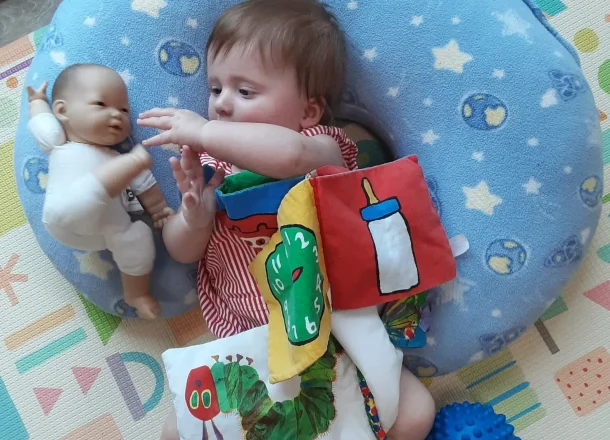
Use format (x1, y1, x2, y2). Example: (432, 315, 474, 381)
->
(160, 408, 179, 440)
(105, 219, 160, 319)
(387, 367, 436, 440)
(94, 144, 152, 198)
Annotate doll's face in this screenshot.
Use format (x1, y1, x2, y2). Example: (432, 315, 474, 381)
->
(53, 67, 131, 147)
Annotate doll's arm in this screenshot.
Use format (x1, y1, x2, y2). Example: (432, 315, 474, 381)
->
(27, 82, 66, 152)
(137, 184, 175, 229)
(129, 158, 174, 228)
(27, 82, 52, 118)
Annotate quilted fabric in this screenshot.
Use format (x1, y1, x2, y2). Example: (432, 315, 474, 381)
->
(13, 0, 602, 374)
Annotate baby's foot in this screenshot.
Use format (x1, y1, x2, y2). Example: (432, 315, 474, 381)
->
(130, 144, 153, 171)
(127, 294, 161, 320)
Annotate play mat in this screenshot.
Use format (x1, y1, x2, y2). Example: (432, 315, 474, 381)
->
(0, 1, 609, 438)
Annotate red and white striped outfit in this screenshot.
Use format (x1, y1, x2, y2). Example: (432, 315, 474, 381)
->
(198, 125, 358, 338)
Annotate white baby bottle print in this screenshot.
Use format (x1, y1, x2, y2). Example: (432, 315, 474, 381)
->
(360, 178, 419, 294)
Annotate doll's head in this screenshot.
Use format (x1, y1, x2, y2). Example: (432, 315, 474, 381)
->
(206, 0, 346, 131)
(51, 64, 131, 147)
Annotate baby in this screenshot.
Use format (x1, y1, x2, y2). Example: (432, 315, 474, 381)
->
(27, 64, 173, 319)
(139, 1, 435, 439)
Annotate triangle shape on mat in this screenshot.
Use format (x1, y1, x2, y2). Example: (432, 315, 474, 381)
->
(72, 366, 101, 394)
(584, 281, 610, 311)
(34, 387, 63, 416)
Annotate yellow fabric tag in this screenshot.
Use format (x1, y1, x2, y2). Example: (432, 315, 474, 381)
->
(249, 179, 331, 383)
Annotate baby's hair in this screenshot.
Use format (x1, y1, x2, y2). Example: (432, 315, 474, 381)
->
(51, 63, 112, 102)
(207, 0, 346, 113)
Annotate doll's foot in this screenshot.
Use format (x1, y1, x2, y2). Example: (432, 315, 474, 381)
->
(152, 207, 175, 229)
(130, 144, 153, 170)
(126, 294, 161, 320)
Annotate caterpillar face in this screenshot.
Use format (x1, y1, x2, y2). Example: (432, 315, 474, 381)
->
(185, 366, 220, 421)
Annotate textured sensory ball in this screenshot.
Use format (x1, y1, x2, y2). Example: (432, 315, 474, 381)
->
(426, 402, 519, 440)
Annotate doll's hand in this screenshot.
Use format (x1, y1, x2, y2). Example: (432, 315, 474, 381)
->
(130, 144, 153, 170)
(137, 108, 208, 149)
(171, 145, 224, 230)
(152, 207, 175, 229)
(26, 82, 48, 103)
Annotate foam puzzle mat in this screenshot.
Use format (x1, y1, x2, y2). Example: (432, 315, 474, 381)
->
(0, 1, 609, 438)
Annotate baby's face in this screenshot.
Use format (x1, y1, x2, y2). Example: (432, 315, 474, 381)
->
(207, 46, 306, 131)
(59, 68, 131, 146)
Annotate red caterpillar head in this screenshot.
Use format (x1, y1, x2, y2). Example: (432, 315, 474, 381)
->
(185, 366, 220, 421)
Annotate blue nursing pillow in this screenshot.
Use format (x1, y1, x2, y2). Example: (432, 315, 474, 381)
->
(14, 0, 602, 374)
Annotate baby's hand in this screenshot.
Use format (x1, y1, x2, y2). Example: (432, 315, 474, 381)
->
(26, 82, 48, 103)
(171, 145, 224, 230)
(137, 108, 208, 149)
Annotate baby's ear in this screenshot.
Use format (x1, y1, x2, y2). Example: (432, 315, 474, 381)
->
(301, 97, 325, 129)
(52, 100, 69, 123)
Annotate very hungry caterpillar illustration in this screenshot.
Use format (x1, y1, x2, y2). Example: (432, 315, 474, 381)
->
(185, 336, 344, 440)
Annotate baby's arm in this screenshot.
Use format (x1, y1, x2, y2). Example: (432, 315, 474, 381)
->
(200, 121, 344, 179)
(162, 146, 224, 263)
(138, 109, 344, 179)
(163, 208, 214, 263)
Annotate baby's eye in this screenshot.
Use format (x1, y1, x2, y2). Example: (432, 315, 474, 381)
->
(121, 108, 129, 113)
(94, 101, 105, 107)
(210, 86, 222, 96)
(239, 88, 253, 97)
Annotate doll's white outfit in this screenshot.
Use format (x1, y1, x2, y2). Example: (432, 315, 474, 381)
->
(28, 112, 156, 276)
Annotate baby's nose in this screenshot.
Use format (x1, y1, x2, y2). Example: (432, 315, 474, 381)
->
(215, 95, 232, 116)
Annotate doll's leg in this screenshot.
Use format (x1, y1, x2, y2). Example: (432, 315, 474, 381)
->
(387, 367, 436, 440)
(105, 219, 160, 319)
(43, 173, 111, 236)
(120, 272, 160, 319)
(94, 144, 152, 198)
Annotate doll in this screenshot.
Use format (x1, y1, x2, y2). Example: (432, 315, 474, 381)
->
(26, 63, 173, 319)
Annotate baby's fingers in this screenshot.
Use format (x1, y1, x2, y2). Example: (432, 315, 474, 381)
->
(182, 191, 199, 211)
(137, 116, 173, 130)
(206, 167, 225, 191)
(181, 146, 202, 181)
(139, 108, 176, 118)
(141, 132, 170, 147)
(169, 157, 190, 194)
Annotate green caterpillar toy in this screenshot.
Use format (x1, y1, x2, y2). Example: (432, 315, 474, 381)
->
(185, 336, 343, 440)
